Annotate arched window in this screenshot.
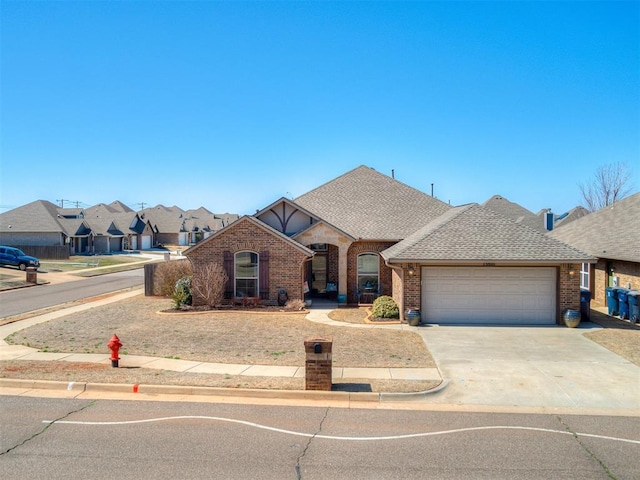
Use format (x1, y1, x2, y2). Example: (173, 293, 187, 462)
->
(357, 253, 379, 294)
(235, 251, 258, 297)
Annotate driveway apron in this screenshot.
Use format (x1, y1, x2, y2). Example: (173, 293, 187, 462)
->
(418, 323, 640, 410)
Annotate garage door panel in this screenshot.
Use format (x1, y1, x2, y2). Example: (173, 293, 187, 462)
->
(422, 267, 556, 325)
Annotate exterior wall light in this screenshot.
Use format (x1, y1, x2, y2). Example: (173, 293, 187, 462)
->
(408, 264, 415, 276)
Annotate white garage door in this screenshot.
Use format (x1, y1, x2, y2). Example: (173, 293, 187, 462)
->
(141, 235, 152, 250)
(422, 267, 556, 325)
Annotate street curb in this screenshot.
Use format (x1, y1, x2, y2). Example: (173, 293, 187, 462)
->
(0, 378, 443, 402)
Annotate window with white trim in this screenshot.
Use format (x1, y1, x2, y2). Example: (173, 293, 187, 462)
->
(580, 262, 590, 290)
(235, 251, 258, 297)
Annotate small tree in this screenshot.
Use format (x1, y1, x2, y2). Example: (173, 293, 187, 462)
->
(579, 162, 634, 212)
(190, 261, 228, 308)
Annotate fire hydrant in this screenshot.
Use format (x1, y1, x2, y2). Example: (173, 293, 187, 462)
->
(107, 334, 122, 368)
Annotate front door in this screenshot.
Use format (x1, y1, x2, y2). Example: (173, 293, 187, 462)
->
(310, 254, 327, 296)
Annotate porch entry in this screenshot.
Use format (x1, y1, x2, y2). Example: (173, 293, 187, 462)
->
(306, 244, 338, 298)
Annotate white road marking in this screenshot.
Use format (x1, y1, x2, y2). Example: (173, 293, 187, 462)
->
(43, 416, 640, 445)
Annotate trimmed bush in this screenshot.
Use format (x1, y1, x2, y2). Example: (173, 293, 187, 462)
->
(371, 295, 399, 319)
(172, 276, 192, 309)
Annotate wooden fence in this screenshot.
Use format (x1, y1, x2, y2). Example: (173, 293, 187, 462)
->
(14, 245, 70, 260)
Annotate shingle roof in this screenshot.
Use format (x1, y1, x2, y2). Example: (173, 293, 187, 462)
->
(552, 205, 590, 228)
(483, 195, 547, 233)
(381, 203, 594, 263)
(548, 192, 640, 262)
(0, 200, 66, 233)
(139, 205, 226, 234)
(294, 165, 451, 240)
(184, 215, 314, 257)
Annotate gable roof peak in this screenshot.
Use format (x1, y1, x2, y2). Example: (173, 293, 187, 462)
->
(294, 165, 451, 240)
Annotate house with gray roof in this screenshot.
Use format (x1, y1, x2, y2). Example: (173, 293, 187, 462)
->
(186, 166, 593, 325)
(548, 192, 640, 308)
(138, 205, 236, 247)
(0, 200, 95, 255)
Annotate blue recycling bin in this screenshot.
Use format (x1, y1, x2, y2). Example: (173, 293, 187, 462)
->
(579, 289, 592, 321)
(628, 291, 639, 323)
(606, 287, 619, 316)
(617, 289, 630, 319)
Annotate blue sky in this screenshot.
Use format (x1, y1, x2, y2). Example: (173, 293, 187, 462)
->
(2, 1, 638, 216)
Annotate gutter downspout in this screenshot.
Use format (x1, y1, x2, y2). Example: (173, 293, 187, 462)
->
(384, 259, 407, 323)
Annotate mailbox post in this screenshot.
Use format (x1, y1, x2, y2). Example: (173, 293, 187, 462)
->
(304, 337, 333, 391)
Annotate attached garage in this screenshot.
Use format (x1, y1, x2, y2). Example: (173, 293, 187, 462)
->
(422, 266, 557, 325)
(141, 235, 152, 250)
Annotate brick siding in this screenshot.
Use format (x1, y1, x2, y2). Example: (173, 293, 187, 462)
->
(346, 241, 395, 304)
(185, 219, 310, 306)
(593, 259, 640, 308)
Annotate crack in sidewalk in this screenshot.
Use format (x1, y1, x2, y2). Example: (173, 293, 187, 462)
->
(0, 400, 96, 456)
(294, 407, 330, 480)
(556, 415, 618, 480)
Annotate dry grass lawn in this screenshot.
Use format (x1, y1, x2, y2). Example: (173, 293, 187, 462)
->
(584, 310, 640, 367)
(0, 296, 438, 392)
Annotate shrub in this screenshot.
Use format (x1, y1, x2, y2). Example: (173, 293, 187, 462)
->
(190, 261, 228, 308)
(155, 259, 193, 296)
(371, 295, 399, 319)
(284, 299, 306, 311)
(172, 276, 192, 309)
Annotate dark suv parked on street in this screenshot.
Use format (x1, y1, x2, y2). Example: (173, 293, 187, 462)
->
(0, 246, 40, 270)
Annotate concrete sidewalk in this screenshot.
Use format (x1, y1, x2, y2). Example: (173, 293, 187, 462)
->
(0, 292, 441, 383)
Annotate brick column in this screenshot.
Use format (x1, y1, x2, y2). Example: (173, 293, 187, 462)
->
(304, 337, 333, 390)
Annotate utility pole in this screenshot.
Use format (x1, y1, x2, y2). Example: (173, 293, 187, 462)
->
(56, 199, 70, 208)
(137, 202, 146, 210)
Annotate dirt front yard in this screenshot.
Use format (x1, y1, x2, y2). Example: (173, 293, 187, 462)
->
(0, 296, 437, 393)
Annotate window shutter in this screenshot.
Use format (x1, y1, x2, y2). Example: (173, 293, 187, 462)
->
(259, 250, 270, 300)
(223, 251, 234, 299)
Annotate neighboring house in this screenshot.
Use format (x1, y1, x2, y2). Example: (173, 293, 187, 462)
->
(84, 204, 150, 253)
(186, 166, 593, 325)
(484, 194, 587, 232)
(483, 195, 549, 233)
(545, 205, 590, 229)
(0, 199, 234, 256)
(0, 200, 94, 254)
(139, 205, 236, 247)
(548, 192, 640, 308)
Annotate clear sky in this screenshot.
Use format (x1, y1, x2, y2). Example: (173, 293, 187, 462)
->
(1, 1, 638, 216)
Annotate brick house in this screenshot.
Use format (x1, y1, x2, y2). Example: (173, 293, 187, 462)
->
(548, 192, 640, 308)
(185, 165, 594, 325)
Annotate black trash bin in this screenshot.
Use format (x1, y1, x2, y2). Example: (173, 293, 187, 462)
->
(579, 289, 592, 321)
(628, 291, 640, 324)
(606, 287, 619, 316)
(277, 288, 288, 307)
(617, 288, 630, 319)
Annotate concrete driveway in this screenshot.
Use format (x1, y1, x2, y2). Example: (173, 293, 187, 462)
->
(418, 323, 639, 413)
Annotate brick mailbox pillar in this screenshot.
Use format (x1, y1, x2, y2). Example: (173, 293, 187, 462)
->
(26, 267, 37, 284)
(304, 337, 333, 391)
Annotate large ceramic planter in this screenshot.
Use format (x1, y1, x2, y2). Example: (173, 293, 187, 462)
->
(563, 309, 581, 328)
(406, 309, 421, 326)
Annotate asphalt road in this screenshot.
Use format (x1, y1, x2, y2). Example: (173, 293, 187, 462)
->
(1, 396, 638, 479)
(0, 269, 144, 318)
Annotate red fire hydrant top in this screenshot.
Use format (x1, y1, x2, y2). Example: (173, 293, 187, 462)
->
(107, 334, 122, 360)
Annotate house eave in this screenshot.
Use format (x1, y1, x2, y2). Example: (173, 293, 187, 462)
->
(383, 258, 597, 266)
